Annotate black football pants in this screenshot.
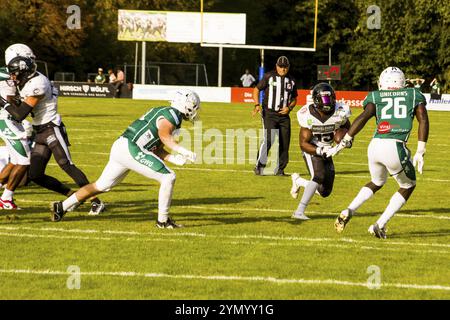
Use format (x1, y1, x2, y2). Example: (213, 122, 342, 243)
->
(30, 122, 90, 196)
(256, 110, 291, 173)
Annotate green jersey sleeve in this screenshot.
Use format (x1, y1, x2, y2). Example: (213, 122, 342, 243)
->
(413, 88, 427, 107)
(163, 107, 183, 129)
(363, 92, 376, 109)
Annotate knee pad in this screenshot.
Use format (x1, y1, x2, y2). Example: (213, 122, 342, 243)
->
(29, 169, 44, 182)
(161, 172, 176, 186)
(57, 157, 71, 168)
(371, 178, 386, 188)
(317, 185, 332, 198)
(312, 175, 324, 186)
(94, 180, 112, 193)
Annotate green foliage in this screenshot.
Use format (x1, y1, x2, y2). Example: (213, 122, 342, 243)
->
(0, 1, 448, 90)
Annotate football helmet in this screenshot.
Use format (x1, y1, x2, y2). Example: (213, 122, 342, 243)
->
(170, 89, 201, 122)
(7, 56, 37, 85)
(5, 43, 36, 65)
(312, 82, 336, 114)
(378, 67, 405, 90)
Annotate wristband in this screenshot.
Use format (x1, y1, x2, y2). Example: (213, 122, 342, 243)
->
(417, 141, 426, 154)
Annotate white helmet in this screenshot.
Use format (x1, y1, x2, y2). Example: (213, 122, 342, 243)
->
(170, 89, 201, 122)
(5, 43, 36, 65)
(378, 67, 406, 90)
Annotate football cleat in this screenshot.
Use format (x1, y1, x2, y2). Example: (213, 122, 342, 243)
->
(368, 223, 387, 239)
(51, 201, 66, 222)
(253, 166, 263, 176)
(156, 217, 183, 229)
(334, 208, 354, 233)
(291, 211, 310, 220)
(0, 198, 20, 210)
(88, 200, 106, 215)
(275, 170, 288, 176)
(290, 173, 301, 199)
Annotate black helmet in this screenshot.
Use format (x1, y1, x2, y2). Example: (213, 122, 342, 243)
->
(312, 82, 336, 114)
(7, 56, 37, 85)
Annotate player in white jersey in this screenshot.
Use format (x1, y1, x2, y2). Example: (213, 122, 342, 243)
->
(3, 44, 104, 214)
(0, 66, 31, 209)
(290, 83, 351, 220)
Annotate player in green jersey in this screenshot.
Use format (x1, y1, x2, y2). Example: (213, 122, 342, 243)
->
(51, 89, 200, 228)
(326, 67, 429, 239)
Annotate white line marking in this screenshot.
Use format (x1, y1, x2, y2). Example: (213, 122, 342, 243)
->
(0, 268, 448, 291)
(0, 226, 448, 251)
(43, 163, 450, 181)
(15, 198, 450, 221)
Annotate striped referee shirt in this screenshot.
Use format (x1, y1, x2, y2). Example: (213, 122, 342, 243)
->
(256, 70, 298, 112)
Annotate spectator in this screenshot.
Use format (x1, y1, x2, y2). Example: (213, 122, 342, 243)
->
(108, 69, 117, 83)
(240, 69, 256, 87)
(411, 78, 425, 91)
(108, 68, 124, 98)
(430, 78, 441, 94)
(94, 68, 106, 84)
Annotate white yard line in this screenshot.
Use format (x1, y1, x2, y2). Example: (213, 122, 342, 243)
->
(0, 268, 448, 291)
(43, 163, 450, 181)
(0, 225, 448, 252)
(15, 198, 450, 221)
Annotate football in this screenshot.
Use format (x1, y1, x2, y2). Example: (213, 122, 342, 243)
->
(334, 128, 348, 144)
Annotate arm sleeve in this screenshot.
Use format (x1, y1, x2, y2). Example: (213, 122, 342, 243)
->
(5, 101, 33, 122)
(256, 73, 270, 91)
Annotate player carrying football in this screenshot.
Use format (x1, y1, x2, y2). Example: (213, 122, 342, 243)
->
(51, 89, 200, 228)
(290, 83, 351, 220)
(327, 67, 429, 239)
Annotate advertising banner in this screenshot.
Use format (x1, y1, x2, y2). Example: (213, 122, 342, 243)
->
(118, 10, 246, 44)
(53, 82, 114, 98)
(424, 93, 450, 111)
(230, 88, 368, 108)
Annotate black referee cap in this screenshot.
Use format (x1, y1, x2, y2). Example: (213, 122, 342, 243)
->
(276, 56, 290, 67)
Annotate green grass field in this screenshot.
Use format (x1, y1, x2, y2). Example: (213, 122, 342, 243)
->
(0, 97, 449, 300)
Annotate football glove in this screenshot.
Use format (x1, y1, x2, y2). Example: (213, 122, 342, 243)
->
(326, 133, 353, 158)
(166, 154, 187, 166)
(175, 146, 197, 163)
(413, 141, 426, 174)
(315, 145, 332, 158)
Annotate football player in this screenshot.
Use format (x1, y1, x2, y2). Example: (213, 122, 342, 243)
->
(328, 67, 429, 239)
(0, 66, 32, 208)
(51, 89, 200, 228)
(290, 83, 351, 220)
(3, 43, 105, 214)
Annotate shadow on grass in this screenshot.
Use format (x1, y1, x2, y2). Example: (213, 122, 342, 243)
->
(337, 170, 370, 175)
(388, 229, 450, 239)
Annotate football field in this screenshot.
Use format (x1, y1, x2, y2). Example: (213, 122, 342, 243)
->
(0, 97, 449, 300)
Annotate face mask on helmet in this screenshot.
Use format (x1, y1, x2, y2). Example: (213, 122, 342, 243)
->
(7, 56, 37, 85)
(5, 43, 36, 65)
(170, 89, 201, 122)
(378, 67, 405, 90)
(312, 83, 336, 114)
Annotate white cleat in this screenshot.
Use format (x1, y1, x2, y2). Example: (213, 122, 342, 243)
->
(291, 211, 310, 220)
(290, 173, 301, 199)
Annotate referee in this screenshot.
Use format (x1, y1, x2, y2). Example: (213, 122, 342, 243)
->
(252, 56, 298, 176)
